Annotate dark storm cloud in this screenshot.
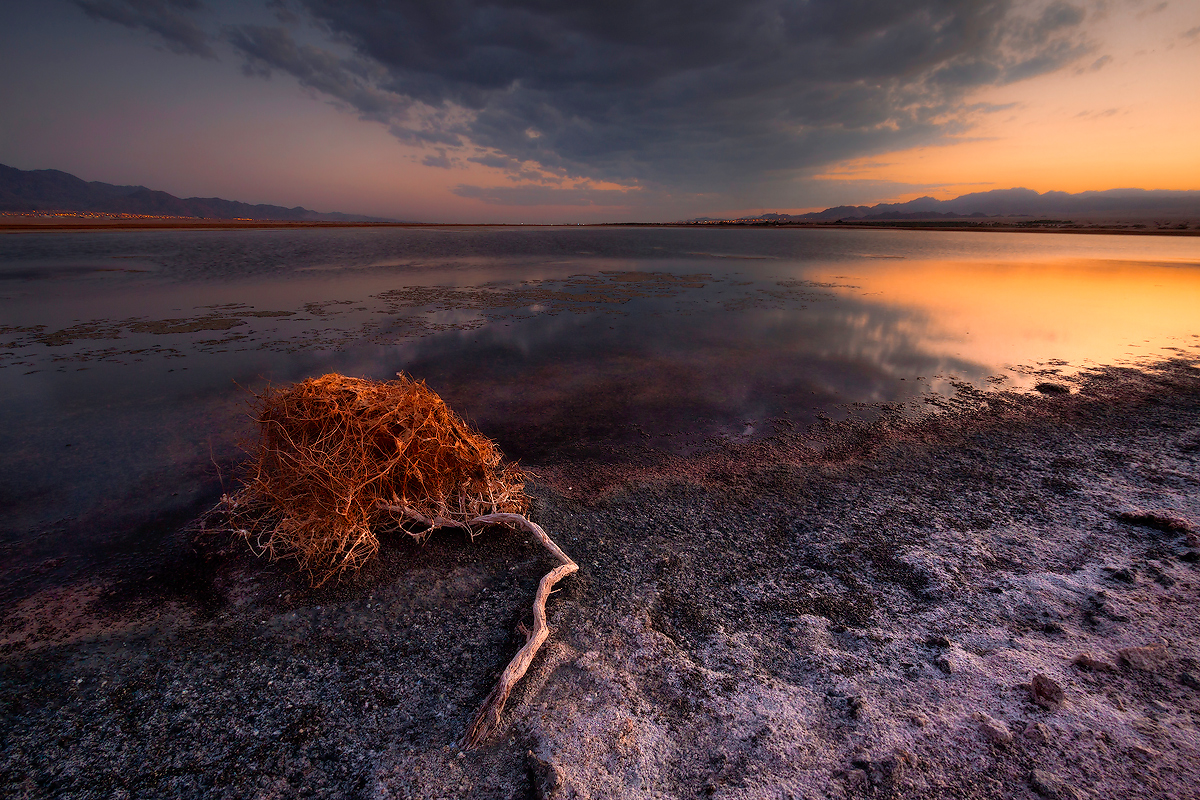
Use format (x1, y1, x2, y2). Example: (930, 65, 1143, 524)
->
(259, 0, 1092, 192)
(71, 0, 215, 58)
(224, 25, 408, 122)
(81, 1, 1098, 199)
(225, 23, 468, 145)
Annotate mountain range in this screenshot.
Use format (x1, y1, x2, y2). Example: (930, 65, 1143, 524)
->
(0, 163, 396, 222)
(5, 162, 1197, 225)
(696, 188, 1200, 223)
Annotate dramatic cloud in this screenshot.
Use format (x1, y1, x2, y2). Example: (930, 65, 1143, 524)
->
(225, 25, 409, 122)
(70, 0, 215, 58)
(77, 0, 1099, 202)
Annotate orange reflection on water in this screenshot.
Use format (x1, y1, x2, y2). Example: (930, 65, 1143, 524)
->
(817, 256, 1200, 375)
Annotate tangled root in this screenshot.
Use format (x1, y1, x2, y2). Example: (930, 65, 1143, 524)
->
(221, 372, 576, 748)
(226, 372, 528, 585)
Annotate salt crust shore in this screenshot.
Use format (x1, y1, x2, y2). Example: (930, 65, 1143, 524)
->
(1, 360, 1198, 799)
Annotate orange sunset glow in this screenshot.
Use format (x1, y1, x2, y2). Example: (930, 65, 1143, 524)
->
(812, 245, 1200, 378)
(813, 1, 1200, 208)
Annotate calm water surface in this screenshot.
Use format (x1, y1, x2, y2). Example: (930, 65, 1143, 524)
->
(2, 227, 1198, 583)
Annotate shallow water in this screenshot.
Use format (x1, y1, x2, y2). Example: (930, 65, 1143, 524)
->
(2, 226, 1198, 581)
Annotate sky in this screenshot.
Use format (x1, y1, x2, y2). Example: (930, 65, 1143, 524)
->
(0, 0, 1197, 223)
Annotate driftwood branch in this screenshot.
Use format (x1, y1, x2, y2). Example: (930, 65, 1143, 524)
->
(459, 512, 578, 750)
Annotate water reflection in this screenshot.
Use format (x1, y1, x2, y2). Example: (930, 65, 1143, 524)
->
(1, 227, 1197, 580)
(822, 256, 1200, 372)
(398, 294, 983, 463)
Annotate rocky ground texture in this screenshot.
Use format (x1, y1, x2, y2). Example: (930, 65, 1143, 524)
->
(2, 360, 1199, 800)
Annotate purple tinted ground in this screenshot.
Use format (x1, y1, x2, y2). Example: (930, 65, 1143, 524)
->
(1, 359, 1198, 799)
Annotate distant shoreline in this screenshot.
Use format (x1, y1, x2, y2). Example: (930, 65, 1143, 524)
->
(2, 215, 1198, 236)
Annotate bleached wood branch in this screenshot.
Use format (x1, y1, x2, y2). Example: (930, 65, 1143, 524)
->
(459, 512, 578, 749)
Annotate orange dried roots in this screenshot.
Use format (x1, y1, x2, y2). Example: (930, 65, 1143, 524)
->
(226, 372, 528, 584)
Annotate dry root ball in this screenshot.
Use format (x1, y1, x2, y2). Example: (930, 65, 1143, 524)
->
(227, 372, 528, 584)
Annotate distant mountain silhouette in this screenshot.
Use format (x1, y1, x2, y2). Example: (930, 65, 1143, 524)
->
(693, 188, 1200, 223)
(0, 163, 399, 222)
